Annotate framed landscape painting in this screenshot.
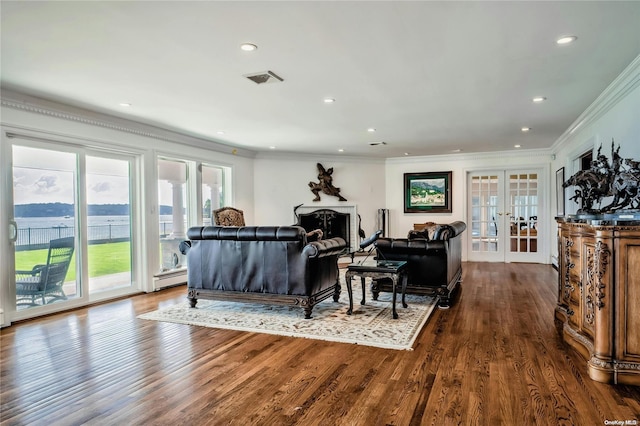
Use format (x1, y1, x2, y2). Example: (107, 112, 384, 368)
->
(404, 171, 452, 213)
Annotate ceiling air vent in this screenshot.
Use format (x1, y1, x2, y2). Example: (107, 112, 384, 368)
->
(244, 71, 284, 84)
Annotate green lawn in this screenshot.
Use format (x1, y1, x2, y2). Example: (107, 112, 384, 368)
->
(15, 242, 131, 280)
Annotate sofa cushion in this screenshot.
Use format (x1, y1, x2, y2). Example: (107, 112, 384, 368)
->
(408, 223, 447, 241)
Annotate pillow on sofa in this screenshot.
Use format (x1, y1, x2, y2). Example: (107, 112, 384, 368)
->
(306, 229, 324, 242)
(408, 224, 439, 240)
(407, 229, 427, 240)
(408, 223, 452, 241)
(424, 224, 442, 240)
(408, 222, 435, 240)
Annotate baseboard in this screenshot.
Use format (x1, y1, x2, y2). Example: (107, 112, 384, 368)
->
(153, 269, 187, 290)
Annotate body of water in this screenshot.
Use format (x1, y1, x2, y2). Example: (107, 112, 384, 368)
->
(15, 215, 176, 248)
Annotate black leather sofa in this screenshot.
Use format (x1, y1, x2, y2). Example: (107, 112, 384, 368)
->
(181, 225, 347, 318)
(373, 221, 466, 308)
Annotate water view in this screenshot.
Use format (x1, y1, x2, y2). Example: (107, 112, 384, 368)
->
(15, 215, 175, 249)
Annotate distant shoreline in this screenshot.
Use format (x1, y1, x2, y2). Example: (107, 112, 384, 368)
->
(14, 203, 172, 217)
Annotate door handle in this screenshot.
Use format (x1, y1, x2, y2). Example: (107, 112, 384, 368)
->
(9, 220, 17, 243)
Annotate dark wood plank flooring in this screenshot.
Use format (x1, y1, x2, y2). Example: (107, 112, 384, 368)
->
(2, 262, 639, 425)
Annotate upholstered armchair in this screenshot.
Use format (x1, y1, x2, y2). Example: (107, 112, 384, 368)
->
(212, 207, 245, 226)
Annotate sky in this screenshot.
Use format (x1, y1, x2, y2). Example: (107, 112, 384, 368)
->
(12, 145, 131, 205)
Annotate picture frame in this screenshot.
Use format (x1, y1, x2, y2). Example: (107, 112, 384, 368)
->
(404, 171, 452, 213)
(556, 167, 565, 217)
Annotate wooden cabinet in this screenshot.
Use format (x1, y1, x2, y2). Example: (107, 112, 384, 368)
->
(556, 218, 640, 385)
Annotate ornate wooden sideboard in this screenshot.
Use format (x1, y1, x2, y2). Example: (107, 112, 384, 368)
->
(556, 217, 640, 385)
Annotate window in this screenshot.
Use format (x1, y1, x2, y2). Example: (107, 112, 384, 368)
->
(157, 158, 189, 272)
(156, 157, 231, 273)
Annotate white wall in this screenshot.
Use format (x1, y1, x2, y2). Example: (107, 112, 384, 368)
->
(253, 154, 386, 236)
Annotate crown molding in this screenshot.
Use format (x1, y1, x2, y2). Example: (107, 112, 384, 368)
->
(254, 149, 386, 164)
(551, 54, 640, 153)
(0, 88, 257, 158)
(385, 147, 552, 164)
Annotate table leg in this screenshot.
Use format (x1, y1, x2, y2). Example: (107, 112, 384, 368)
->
(345, 271, 354, 315)
(391, 275, 398, 319)
(401, 272, 408, 308)
(360, 277, 366, 305)
(333, 263, 341, 302)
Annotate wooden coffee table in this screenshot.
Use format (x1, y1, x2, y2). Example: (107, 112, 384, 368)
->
(345, 259, 408, 319)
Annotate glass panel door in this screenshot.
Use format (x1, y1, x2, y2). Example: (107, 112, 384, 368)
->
(468, 172, 504, 262)
(468, 169, 543, 263)
(86, 155, 133, 293)
(506, 172, 539, 262)
(13, 145, 79, 310)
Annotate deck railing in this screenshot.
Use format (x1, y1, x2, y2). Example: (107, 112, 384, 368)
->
(16, 222, 176, 251)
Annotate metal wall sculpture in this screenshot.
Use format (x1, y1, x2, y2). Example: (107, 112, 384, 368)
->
(564, 140, 640, 214)
(308, 163, 347, 202)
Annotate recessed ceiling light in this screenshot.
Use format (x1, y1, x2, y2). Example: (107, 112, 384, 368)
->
(556, 35, 577, 45)
(240, 43, 258, 51)
(338, 148, 344, 152)
(367, 128, 376, 132)
(521, 127, 531, 132)
(533, 96, 547, 103)
(119, 103, 131, 107)
(324, 98, 335, 103)
(514, 144, 522, 148)
(404, 152, 410, 156)
(217, 131, 225, 135)
(451, 149, 462, 153)
(269, 146, 276, 150)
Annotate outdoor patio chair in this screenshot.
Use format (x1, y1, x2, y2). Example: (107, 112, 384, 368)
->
(16, 236, 75, 307)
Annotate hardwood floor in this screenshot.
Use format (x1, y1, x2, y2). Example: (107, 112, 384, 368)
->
(2, 262, 639, 425)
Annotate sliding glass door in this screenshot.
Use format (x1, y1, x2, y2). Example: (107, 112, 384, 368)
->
(13, 145, 79, 310)
(86, 155, 133, 294)
(7, 139, 138, 319)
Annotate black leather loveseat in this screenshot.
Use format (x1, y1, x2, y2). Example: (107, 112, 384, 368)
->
(181, 225, 347, 318)
(373, 221, 466, 308)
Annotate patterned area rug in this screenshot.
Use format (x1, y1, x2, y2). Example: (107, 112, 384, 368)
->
(139, 280, 437, 351)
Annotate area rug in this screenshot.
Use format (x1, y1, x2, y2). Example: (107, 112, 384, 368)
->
(139, 281, 437, 351)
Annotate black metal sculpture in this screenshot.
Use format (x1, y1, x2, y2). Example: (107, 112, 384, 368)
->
(564, 140, 640, 214)
(308, 163, 347, 202)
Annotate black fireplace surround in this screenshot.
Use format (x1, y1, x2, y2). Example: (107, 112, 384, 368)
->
(295, 208, 351, 251)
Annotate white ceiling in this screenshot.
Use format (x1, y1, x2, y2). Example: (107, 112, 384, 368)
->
(2, 1, 639, 158)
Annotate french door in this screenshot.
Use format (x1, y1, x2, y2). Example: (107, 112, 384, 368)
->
(467, 169, 543, 263)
